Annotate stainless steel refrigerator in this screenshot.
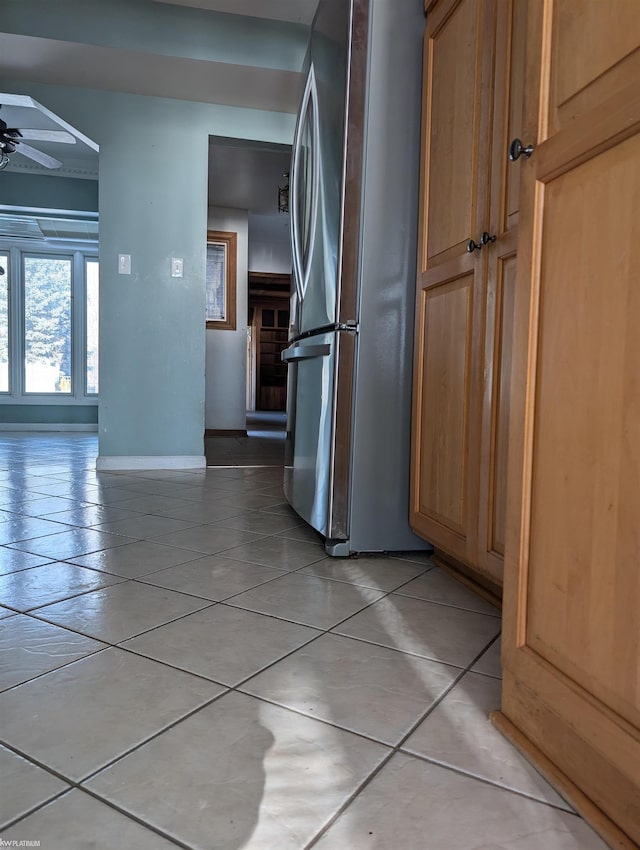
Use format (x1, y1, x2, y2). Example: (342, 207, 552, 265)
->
(282, 0, 429, 556)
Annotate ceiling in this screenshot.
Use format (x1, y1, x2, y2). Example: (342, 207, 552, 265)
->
(208, 140, 291, 214)
(0, 0, 315, 118)
(0, 0, 302, 232)
(0, 31, 302, 116)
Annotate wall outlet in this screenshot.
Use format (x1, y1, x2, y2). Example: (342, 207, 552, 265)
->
(118, 254, 131, 275)
(171, 257, 184, 278)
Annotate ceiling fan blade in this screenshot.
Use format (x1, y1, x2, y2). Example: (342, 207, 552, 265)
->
(15, 142, 62, 169)
(19, 129, 76, 144)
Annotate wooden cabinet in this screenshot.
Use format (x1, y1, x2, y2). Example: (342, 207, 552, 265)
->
(411, 0, 526, 594)
(496, 2, 640, 845)
(254, 305, 288, 411)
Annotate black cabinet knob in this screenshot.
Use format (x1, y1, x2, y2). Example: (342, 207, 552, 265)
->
(509, 138, 535, 161)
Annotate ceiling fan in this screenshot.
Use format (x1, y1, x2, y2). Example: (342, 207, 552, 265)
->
(0, 106, 76, 171)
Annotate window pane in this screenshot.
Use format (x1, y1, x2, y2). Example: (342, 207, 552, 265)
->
(0, 253, 8, 392)
(24, 256, 72, 394)
(86, 258, 99, 394)
(206, 242, 226, 321)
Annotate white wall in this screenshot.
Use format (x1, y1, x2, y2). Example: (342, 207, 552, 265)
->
(205, 206, 249, 431)
(248, 212, 292, 274)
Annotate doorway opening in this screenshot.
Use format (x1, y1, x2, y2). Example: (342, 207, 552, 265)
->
(247, 271, 290, 413)
(205, 137, 292, 466)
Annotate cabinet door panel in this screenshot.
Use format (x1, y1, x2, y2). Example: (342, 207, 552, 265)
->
(411, 0, 494, 564)
(420, 0, 493, 269)
(416, 275, 473, 537)
(412, 269, 474, 559)
(549, 0, 640, 135)
(501, 1, 640, 843)
(527, 134, 640, 730)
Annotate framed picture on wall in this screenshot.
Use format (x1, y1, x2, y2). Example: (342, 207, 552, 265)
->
(206, 229, 237, 330)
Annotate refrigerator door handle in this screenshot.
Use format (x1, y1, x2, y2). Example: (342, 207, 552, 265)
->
(281, 343, 331, 363)
(290, 65, 320, 302)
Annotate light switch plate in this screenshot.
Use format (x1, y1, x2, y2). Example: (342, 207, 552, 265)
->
(118, 254, 131, 275)
(171, 257, 184, 278)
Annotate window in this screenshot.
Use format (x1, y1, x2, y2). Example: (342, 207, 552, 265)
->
(0, 253, 8, 393)
(206, 230, 237, 331)
(0, 243, 98, 400)
(24, 255, 73, 394)
(86, 258, 99, 394)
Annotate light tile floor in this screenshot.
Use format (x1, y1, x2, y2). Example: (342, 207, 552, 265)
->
(0, 433, 608, 849)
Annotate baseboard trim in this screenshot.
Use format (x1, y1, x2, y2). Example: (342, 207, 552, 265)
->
(432, 550, 502, 609)
(491, 711, 638, 849)
(0, 423, 98, 432)
(96, 455, 206, 471)
(205, 429, 247, 437)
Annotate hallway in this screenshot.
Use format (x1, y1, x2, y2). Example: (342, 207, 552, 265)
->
(0, 434, 606, 848)
(204, 411, 286, 467)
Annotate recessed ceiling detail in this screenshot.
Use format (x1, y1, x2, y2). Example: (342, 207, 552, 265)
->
(0, 213, 98, 241)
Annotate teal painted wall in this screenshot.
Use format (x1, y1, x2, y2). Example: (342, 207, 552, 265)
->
(2, 81, 295, 459)
(0, 172, 98, 212)
(0, 405, 97, 424)
(97, 92, 209, 457)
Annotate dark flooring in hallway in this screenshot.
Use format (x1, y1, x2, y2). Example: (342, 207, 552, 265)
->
(205, 411, 286, 467)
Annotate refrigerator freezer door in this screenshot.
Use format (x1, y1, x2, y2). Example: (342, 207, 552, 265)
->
(283, 331, 336, 536)
(290, 0, 351, 336)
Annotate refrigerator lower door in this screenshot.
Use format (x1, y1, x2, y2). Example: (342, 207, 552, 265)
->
(282, 331, 336, 537)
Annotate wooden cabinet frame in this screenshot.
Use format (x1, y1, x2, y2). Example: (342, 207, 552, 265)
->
(411, 0, 525, 597)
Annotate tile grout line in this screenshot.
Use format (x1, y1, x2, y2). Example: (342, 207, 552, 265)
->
(1, 560, 494, 827)
(396, 749, 580, 815)
(0, 784, 189, 849)
(0, 683, 234, 832)
(3, 556, 500, 695)
(1, 443, 526, 847)
(0, 643, 112, 696)
(73, 786, 195, 849)
(0, 787, 78, 835)
(2, 561, 434, 695)
(302, 634, 508, 850)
